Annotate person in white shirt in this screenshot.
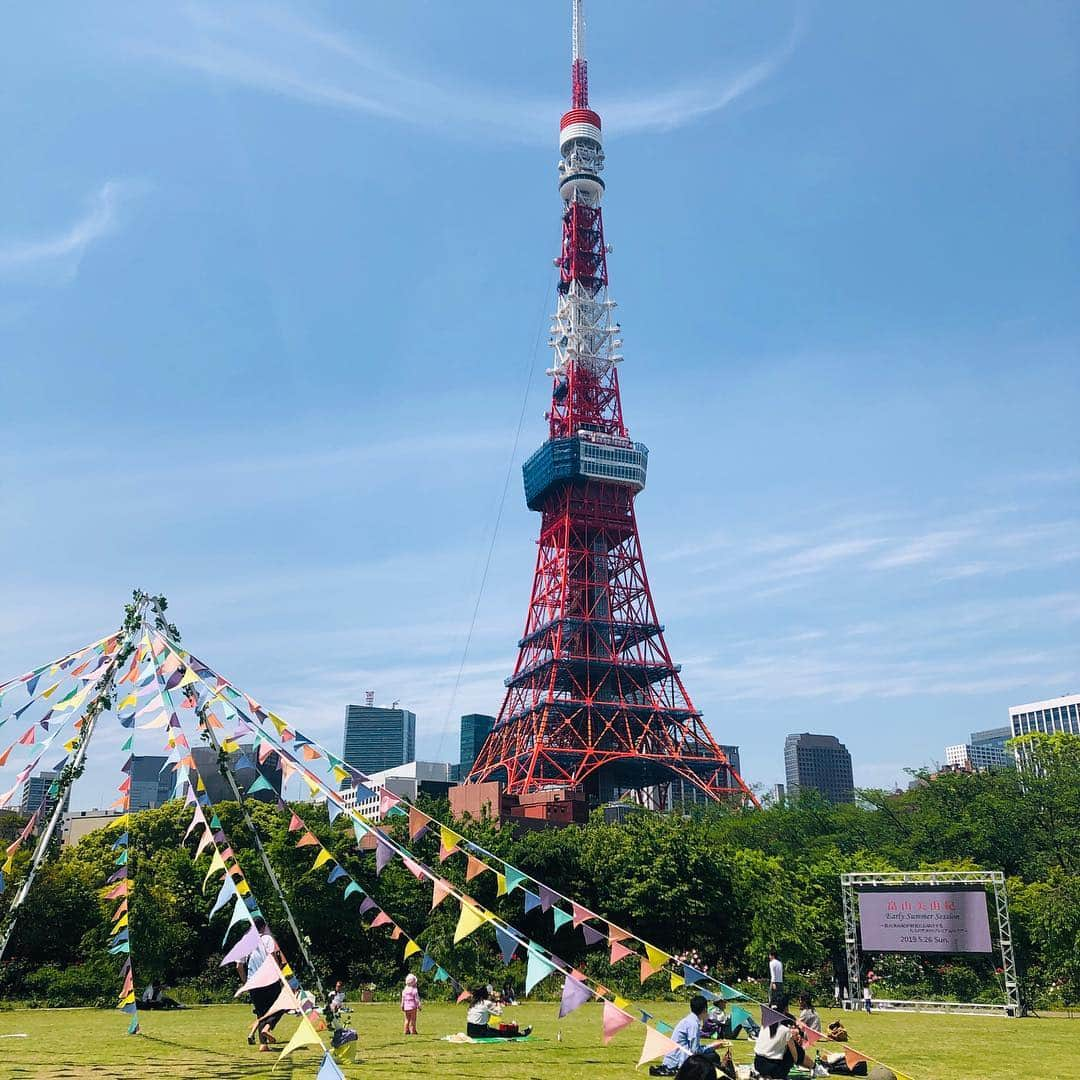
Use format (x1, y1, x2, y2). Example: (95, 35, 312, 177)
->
(465, 987, 531, 1040)
(238, 917, 285, 1051)
(753, 995, 808, 1079)
(863, 984, 873, 1014)
(768, 948, 785, 1006)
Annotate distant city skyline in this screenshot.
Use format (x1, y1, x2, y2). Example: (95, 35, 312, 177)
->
(1, 2, 1076, 811)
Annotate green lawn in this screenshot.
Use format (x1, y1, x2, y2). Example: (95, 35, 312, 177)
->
(0, 1002, 1073, 1079)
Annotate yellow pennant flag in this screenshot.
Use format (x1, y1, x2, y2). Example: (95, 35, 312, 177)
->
(203, 848, 227, 891)
(118, 990, 136, 1006)
(236, 879, 251, 896)
(268, 713, 288, 735)
(496, 873, 508, 896)
(312, 848, 333, 870)
(453, 900, 486, 943)
(440, 825, 461, 853)
(109, 814, 130, 830)
(178, 666, 199, 687)
(614, 995, 631, 1011)
(40, 682, 60, 698)
(274, 1016, 323, 1068)
(111, 915, 129, 933)
(220, 738, 239, 753)
(117, 694, 137, 711)
(403, 939, 421, 960)
(331, 766, 349, 784)
(669, 972, 685, 991)
(645, 943, 672, 968)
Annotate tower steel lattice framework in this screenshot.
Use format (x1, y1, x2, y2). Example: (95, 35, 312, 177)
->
(468, 2, 757, 808)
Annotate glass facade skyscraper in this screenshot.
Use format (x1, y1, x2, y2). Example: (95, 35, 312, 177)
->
(459, 713, 495, 775)
(130, 755, 174, 810)
(342, 704, 416, 776)
(784, 733, 855, 804)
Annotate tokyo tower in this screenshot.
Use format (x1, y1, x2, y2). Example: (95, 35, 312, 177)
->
(468, 1, 757, 808)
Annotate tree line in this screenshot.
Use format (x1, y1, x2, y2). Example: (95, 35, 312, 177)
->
(0, 732, 1076, 1009)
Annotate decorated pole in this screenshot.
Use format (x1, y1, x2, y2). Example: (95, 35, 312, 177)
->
(192, 695, 327, 1000)
(0, 594, 147, 961)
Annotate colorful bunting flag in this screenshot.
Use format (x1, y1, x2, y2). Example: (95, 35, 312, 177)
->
(602, 1001, 634, 1045)
(637, 1025, 680, 1067)
(453, 900, 486, 944)
(558, 974, 592, 1018)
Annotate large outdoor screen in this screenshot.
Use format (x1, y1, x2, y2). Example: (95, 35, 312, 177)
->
(857, 888, 993, 953)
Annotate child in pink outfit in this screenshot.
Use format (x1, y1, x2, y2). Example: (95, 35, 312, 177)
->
(401, 973, 421, 1034)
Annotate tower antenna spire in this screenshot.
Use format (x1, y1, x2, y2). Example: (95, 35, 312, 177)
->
(571, 0, 588, 107)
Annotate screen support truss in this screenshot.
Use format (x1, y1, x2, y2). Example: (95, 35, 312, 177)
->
(840, 870, 1019, 1017)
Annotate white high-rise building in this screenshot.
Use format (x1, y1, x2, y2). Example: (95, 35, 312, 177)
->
(1009, 694, 1080, 739)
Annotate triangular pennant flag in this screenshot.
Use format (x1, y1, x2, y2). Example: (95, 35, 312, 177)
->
(402, 856, 426, 881)
(719, 981, 745, 1000)
(644, 943, 671, 968)
(219, 924, 261, 966)
(296, 831, 320, 848)
(370, 911, 392, 929)
(375, 837, 395, 875)
(523, 890, 542, 914)
(287, 812, 304, 832)
(602, 1000, 635, 1045)
(260, 981, 301, 1019)
(275, 1015, 322, 1064)
(456, 989, 472, 1004)
(610, 940, 634, 965)
(408, 805, 430, 840)
(582, 923, 605, 947)
(730, 1005, 752, 1032)
(682, 964, 707, 986)
(525, 949, 557, 995)
(403, 939, 421, 960)
(552, 907, 573, 931)
(327, 799, 342, 823)
(495, 926, 518, 965)
(316, 1052, 345, 1080)
(420, 952, 436, 973)
(844, 1049, 868, 1070)
(638, 1025, 681, 1067)
(246, 773, 275, 795)
(343, 881, 364, 901)
(798, 1022, 823, 1046)
(209, 874, 236, 916)
(202, 848, 227, 891)
(431, 878, 453, 910)
(669, 972, 685, 991)
(571, 902, 593, 928)
(453, 900, 486, 944)
(655, 1020, 674, 1036)
(225, 895, 250, 938)
(640, 957, 663, 983)
(465, 854, 488, 881)
(312, 848, 333, 871)
(558, 974, 592, 1018)
(761, 1004, 788, 1029)
(327, 865, 348, 885)
(234, 956, 282, 995)
(503, 865, 529, 894)
(538, 885, 558, 912)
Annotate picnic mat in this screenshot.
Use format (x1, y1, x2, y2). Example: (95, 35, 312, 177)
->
(441, 1033, 536, 1044)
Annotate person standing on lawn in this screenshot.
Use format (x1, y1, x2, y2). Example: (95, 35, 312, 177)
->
(401, 972, 421, 1035)
(768, 948, 785, 1006)
(238, 917, 286, 1051)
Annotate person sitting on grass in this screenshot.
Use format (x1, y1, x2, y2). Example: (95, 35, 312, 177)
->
(752, 995, 809, 1079)
(140, 982, 182, 1010)
(675, 1053, 730, 1079)
(465, 986, 531, 1040)
(797, 992, 821, 1033)
(651, 996, 735, 1078)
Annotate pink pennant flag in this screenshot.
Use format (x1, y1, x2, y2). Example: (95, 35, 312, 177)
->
(0, 786, 16, 809)
(602, 1001, 635, 1045)
(194, 828, 214, 859)
(610, 940, 635, 965)
(431, 878, 453, 910)
(103, 882, 127, 900)
(798, 1022, 823, 1046)
(456, 989, 471, 1004)
(571, 902, 594, 928)
(288, 813, 304, 832)
(608, 926, 631, 944)
(18, 725, 35, 746)
(640, 957, 663, 983)
(402, 856, 426, 881)
(379, 787, 402, 817)
(219, 924, 261, 966)
(844, 1049, 868, 1070)
(638, 1025, 681, 1067)
(258, 742, 275, 765)
(370, 911, 392, 929)
(234, 956, 281, 995)
(259, 981, 300, 1019)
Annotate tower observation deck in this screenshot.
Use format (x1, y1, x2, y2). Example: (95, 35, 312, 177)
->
(466, 2, 757, 808)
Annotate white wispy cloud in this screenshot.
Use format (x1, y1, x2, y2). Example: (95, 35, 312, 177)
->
(124, 3, 798, 142)
(0, 180, 141, 283)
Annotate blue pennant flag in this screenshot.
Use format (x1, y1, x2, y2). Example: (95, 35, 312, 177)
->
(495, 926, 518, 965)
(111, 832, 129, 850)
(327, 865, 348, 885)
(421, 953, 435, 974)
(683, 964, 707, 986)
(523, 890, 542, 914)
(327, 800, 342, 823)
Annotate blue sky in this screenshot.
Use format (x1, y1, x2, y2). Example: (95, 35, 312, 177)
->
(1, 2, 1077, 809)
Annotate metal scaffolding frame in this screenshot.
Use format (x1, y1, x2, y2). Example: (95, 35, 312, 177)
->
(840, 870, 1019, 1017)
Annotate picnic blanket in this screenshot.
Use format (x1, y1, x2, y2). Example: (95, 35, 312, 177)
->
(441, 1032, 536, 1044)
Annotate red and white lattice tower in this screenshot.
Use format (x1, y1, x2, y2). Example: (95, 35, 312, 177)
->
(468, 1, 757, 808)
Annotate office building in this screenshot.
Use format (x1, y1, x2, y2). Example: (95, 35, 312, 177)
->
(63, 809, 123, 847)
(344, 760, 455, 819)
(130, 755, 175, 810)
(20, 770, 67, 820)
(1009, 694, 1080, 740)
(784, 733, 855, 804)
(944, 726, 1015, 772)
(342, 703, 416, 775)
(191, 744, 282, 804)
(458, 714, 495, 777)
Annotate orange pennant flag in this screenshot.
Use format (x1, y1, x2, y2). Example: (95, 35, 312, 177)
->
(296, 831, 320, 848)
(408, 805, 430, 840)
(465, 855, 488, 881)
(639, 956, 663, 983)
(431, 878, 453, 910)
(844, 1049, 868, 1070)
(610, 940, 635, 964)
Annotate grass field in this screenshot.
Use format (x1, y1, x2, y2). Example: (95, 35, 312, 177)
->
(0, 1001, 1073, 1079)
